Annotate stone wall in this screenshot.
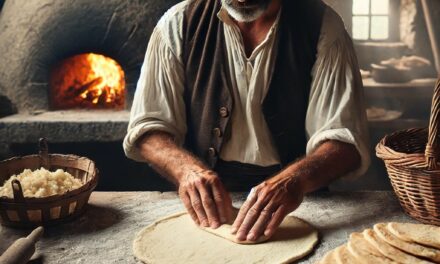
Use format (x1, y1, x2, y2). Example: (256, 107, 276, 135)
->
(0, 0, 179, 113)
(402, 0, 435, 64)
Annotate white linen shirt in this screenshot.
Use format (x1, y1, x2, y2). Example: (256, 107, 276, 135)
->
(123, 1, 370, 179)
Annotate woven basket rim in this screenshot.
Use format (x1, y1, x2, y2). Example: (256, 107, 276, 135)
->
(0, 153, 94, 164)
(375, 127, 440, 170)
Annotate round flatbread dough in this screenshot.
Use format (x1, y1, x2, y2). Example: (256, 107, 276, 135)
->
(347, 232, 397, 264)
(319, 245, 358, 264)
(201, 221, 269, 244)
(318, 246, 340, 264)
(318, 246, 341, 264)
(335, 245, 360, 264)
(388, 222, 440, 250)
(201, 207, 270, 244)
(133, 212, 318, 264)
(374, 223, 440, 262)
(318, 245, 359, 264)
(362, 229, 431, 264)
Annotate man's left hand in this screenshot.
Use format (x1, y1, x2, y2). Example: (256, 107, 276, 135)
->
(231, 175, 304, 242)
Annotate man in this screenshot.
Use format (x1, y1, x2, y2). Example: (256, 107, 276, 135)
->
(124, 0, 370, 242)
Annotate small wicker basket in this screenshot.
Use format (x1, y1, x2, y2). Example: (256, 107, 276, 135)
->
(0, 138, 98, 228)
(376, 78, 440, 225)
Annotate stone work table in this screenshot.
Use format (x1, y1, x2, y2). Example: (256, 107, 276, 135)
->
(0, 191, 414, 263)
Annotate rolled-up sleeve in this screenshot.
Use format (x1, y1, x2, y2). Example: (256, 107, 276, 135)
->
(306, 9, 370, 180)
(123, 27, 186, 162)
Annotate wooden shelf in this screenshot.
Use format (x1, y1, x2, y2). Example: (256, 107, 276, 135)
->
(368, 118, 428, 131)
(364, 78, 436, 120)
(363, 78, 437, 89)
(363, 78, 436, 101)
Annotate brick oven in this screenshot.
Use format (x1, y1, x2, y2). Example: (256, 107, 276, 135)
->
(0, 0, 179, 190)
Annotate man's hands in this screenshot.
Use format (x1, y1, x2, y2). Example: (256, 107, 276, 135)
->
(138, 132, 360, 240)
(137, 131, 233, 229)
(231, 176, 304, 242)
(178, 169, 233, 228)
(229, 141, 362, 242)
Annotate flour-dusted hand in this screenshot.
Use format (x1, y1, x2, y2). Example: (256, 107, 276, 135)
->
(231, 176, 304, 241)
(134, 131, 234, 229)
(178, 169, 232, 228)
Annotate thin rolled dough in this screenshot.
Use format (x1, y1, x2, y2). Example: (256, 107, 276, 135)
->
(388, 222, 440, 250)
(133, 212, 318, 264)
(317, 246, 340, 264)
(362, 229, 431, 264)
(335, 245, 360, 264)
(318, 245, 358, 264)
(374, 223, 440, 262)
(347, 232, 397, 264)
(201, 208, 269, 244)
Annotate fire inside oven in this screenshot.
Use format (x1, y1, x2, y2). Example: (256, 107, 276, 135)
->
(49, 53, 126, 110)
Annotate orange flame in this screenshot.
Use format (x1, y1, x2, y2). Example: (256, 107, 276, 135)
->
(50, 53, 125, 109)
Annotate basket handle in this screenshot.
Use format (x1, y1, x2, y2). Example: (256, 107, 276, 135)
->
(426, 78, 440, 169)
(11, 179, 25, 202)
(39, 137, 50, 169)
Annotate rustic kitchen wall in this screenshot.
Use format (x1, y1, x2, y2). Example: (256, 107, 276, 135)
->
(0, 0, 181, 192)
(416, 0, 440, 69)
(401, 0, 436, 66)
(0, 0, 179, 112)
(326, 0, 439, 72)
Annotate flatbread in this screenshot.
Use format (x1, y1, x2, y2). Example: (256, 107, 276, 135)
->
(347, 232, 397, 264)
(374, 223, 440, 262)
(318, 245, 348, 264)
(318, 245, 359, 264)
(363, 228, 432, 264)
(388, 222, 440, 249)
(202, 222, 269, 244)
(317, 246, 340, 264)
(133, 212, 318, 264)
(201, 208, 269, 244)
(335, 245, 360, 264)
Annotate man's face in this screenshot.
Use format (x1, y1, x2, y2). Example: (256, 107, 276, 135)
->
(221, 0, 272, 22)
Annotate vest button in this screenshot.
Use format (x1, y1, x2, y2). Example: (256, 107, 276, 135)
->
(208, 147, 217, 157)
(213, 127, 222, 137)
(219, 107, 229, 118)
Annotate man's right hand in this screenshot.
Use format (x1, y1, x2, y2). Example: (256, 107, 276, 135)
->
(178, 169, 232, 228)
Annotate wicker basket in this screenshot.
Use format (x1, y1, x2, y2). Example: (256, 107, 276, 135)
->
(0, 138, 98, 228)
(376, 78, 440, 225)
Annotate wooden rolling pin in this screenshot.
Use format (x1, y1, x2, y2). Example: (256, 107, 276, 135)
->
(0, 226, 44, 264)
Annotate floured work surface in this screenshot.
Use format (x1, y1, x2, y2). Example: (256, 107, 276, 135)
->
(133, 212, 318, 264)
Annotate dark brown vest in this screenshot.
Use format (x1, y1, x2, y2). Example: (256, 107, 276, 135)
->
(182, 0, 326, 169)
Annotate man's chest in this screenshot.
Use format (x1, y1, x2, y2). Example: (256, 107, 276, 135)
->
(222, 23, 278, 103)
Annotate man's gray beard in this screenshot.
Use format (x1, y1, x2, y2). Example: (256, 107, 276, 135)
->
(221, 0, 270, 22)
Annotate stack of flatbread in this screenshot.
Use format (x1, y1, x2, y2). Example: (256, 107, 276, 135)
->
(318, 222, 440, 264)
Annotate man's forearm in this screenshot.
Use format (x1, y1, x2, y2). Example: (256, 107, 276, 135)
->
(273, 140, 361, 193)
(136, 131, 209, 185)
(137, 131, 232, 227)
(231, 140, 361, 241)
